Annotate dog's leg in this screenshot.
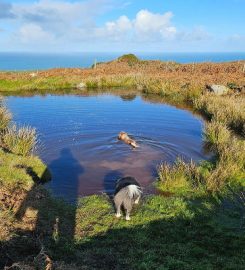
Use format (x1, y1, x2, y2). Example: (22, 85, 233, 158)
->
(124, 200, 132, 221)
(116, 204, 122, 218)
(134, 195, 140, 204)
(114, 196, 122, 218)
(125, 209, 131, 221)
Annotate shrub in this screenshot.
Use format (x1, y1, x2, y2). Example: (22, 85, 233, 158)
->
(2, 125, 37, 156)
(118, 54, 140, 65)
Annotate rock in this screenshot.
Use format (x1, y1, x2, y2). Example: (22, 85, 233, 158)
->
(30, 72, 37, 78)
(206, 84, 229, 95)
(76, 82, 86, 89)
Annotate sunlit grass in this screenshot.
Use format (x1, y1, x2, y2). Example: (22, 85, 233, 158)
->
(194, 94, 245, 135)
(0, 106, 11, 130)
(2, 125, 37, 156)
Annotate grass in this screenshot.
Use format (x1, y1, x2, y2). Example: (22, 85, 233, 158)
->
(158, 121, 245, 194)
(0, 106, 11, 130)
(1, 192, 245, 269)
(194, 94, 245, 136)
(0, 77, 76, 92)
(1, 125, 37, 156)
(157, 159, 202, 195)
(203, 120, 231, 149)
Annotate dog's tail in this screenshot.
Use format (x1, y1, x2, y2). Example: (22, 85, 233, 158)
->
(127, 185, 142, 199)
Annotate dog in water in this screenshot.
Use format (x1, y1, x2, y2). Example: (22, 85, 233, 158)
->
(114, 176, 142, 221)
(118, 131, 139, 148)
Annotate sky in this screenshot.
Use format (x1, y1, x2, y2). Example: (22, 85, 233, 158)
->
(0, 0, 244, 52)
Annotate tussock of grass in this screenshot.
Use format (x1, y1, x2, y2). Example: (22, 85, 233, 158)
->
(203, 120, 231, 149)
(157, 159, 203, 195)
(84, 75, 138, 89)
(0, 106, 11, 130)
(2, 125, 37, 156)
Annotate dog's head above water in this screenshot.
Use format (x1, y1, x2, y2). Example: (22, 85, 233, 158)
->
(118, 131, 128, 140)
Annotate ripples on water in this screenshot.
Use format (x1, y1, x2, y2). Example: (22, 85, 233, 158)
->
(6, 91, 209, 202)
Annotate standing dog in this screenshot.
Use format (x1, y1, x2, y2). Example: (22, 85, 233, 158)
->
(118, 131, 139, 148)
(114, 176, 142, 221)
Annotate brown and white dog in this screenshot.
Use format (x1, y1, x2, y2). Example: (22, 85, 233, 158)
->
(118, 131, 139, 148)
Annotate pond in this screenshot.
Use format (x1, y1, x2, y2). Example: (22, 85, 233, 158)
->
(5, 91, 209, 202)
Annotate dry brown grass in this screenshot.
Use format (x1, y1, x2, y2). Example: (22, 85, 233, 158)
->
(195, 94, 245, 135)
(0, 59, 244, 93)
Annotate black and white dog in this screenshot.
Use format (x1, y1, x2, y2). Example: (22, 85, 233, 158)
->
(114, 176, 142, 221)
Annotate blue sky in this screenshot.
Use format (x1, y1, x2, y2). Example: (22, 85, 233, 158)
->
(0, 0, 244, 52)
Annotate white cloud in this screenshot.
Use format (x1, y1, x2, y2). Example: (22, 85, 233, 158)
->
(12, 0, 113, 33)
(134, 10, 176, 41)
(95, 15, 132, 41)
(19, 23, 55, 44)
(9, 4, 178, 46)
(0, 0, 215, 51)
(91, 10, 177, 43)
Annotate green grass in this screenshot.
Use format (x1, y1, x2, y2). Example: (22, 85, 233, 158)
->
(0, 77, 76, 92)
(0, 148, 50, 190)
(2, 192, 245, 269)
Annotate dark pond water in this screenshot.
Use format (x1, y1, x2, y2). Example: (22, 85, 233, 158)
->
(5, 91, 209, 202)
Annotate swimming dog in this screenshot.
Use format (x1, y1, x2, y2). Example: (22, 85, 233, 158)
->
(118, 131, 139, 148)
(114, 176, 142, 221)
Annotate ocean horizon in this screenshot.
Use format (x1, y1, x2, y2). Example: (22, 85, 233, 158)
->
(0, 51, 244, 71)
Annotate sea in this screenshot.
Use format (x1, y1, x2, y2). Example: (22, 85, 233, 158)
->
(0, 52, 244, 71)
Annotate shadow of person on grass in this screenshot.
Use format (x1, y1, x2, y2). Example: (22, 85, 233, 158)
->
(65, 195, 245, 270)
(0, 148, 84, 269)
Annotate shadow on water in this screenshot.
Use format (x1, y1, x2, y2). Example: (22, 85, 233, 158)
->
(103, 170, 123, 198)
(48, 148, 84, 203)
